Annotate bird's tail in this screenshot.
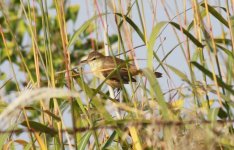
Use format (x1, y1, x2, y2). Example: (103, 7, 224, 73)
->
(154, 72, 162, 78)
(136, 70, 162, 78)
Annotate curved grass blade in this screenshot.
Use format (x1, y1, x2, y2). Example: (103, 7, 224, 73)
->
(208, 108, 219, 126)
(191, 62, 234, 94)
(115, 13, 145, 43)
(101, 131, 116, 150)
(213, 38, 232, 45)
(165, 64, 190, 83)
(200, 3, 228, 27)
(73, 73, 113, 121)
(129, 127, 142, 150)
(147, 22, 167, 69)
(169, 22, 204, 48)
(21, 121, 57, 136)
(25, 107, 61, 121)
(0, 126, 16, 150)
(68, 13, 106, 48)
(142, 68, 169, 119)
(187, 10, 206, 31)
(69, 13, 145, 48)
(216, 44, 234, 59)
(77, 131, 92, 150)
(188, 4, 229, 31)
(118, 2, 136, 27)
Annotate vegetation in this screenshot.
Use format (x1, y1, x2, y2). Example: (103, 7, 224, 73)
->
(0, 0, 234, 149)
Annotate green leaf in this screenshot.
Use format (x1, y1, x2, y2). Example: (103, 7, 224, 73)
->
(17, 20, 26, 36)
(2, 42, 14, 60)
(101, 131, 116, 150)
(200, 3, 228, 27)
(68, 14, 105, 48)
(4, 80, 17, 94)
(147, 22, 167, 69)
(142, 68, 169, 119)
(115, 13, 145, 43)
(188, 4, 229, 30)
(191, 61, 234, 94)
(82, 23, 96, 38)
(77, 132, 92, 150)
(0, 17, 3, 24)
(169, 22, 204, 48)
(0, 72, 6, 80)
(109, 34, 118, 44)
(21, 121, 57, 136)
(187, 10, 207, 31)
(73, 72, 113, 121)
(218, 108, 228, 119)
(24, 142, 33, 150)
(0, 100, 7, 113)
(213, 38, 232, 45)
(43, 110, 61, 121)
(69, 13, 144, 49)
(208, 108, 219, 127)
(66, 5, 80, 22)
(216, 44, 234, 59)
(166, 64, 190, 83)
(230, 16, 234, 39)
(0, 126, 15, 150)
(208, 108, 219, 121)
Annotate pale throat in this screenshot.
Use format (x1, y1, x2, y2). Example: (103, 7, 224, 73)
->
(88, 59, 105, 80)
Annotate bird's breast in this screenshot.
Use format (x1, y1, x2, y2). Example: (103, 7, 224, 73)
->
(89, 60, 105, 80)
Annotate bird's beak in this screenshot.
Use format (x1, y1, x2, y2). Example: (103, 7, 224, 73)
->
(79, 59, 88, 65)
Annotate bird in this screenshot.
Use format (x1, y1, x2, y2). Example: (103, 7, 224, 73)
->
(80, 51, 162, 89)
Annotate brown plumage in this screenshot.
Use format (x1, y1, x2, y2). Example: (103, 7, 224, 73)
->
(81, 51, 162, 88)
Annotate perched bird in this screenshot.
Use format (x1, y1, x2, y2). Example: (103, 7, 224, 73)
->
(80, 51, 162, 89)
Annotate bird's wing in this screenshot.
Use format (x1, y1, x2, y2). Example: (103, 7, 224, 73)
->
(101, 56, 137, 83)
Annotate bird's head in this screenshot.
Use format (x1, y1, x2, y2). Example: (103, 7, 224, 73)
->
(80, 51, 104, 64)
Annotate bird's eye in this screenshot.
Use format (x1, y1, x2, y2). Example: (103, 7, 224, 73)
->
(91, 57, 96, 61)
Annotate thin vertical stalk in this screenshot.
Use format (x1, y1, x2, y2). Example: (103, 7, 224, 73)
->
(54, 0, 75, 149)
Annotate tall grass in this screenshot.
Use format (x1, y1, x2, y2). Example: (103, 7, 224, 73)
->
(0, 0, 233, 149)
